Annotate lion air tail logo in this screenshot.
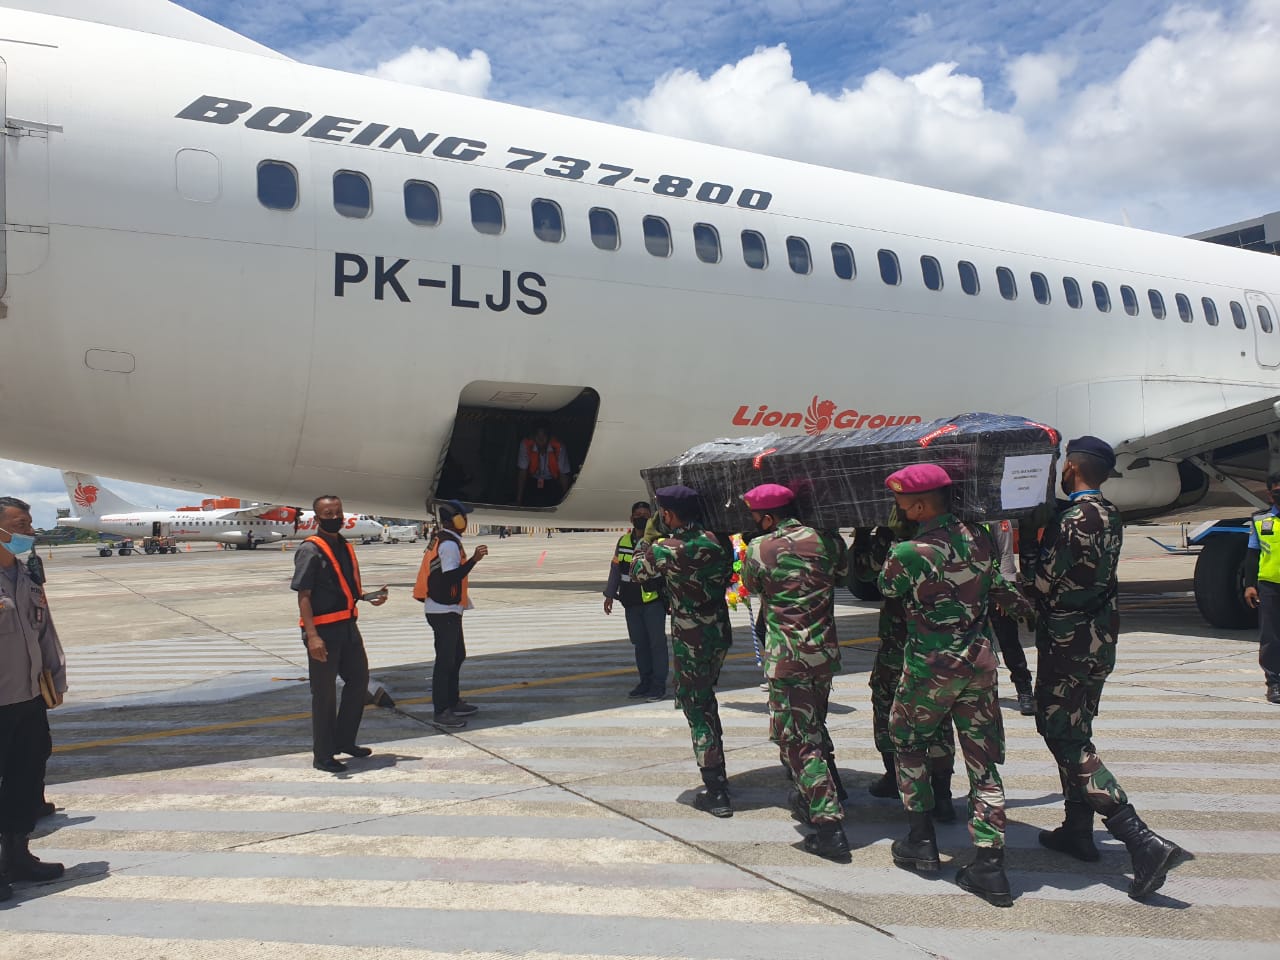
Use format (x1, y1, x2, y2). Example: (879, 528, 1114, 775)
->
(803, 397, 838, 436)
(73, 482, 99, 509)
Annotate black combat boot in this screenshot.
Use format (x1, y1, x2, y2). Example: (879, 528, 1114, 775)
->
(868, 752, 898, 798)
(956, 847, 1013, 907)
(1015, 680, 1036, 716)
(0, 833, 65, 882)
(930, 765, 957, 823)
(826, 754, 849, 805)
(891, 811, 940, 872)
(803, 820, 852, 863)
(1038, 800, 1100, 861)
(1102, 804, 1189, 900)
(693, 765, 733, 818)
(1267, 681, 1280, 704)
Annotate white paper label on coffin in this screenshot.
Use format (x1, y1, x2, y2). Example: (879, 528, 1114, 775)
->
(1000, 454, 1055, 510)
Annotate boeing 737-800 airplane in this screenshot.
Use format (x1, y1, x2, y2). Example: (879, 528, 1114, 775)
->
(0, 1, 1277, 625)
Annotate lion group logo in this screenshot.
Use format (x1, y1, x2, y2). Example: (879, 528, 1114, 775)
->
(73, 482, 99, 509)
(732, 397, 922, 435)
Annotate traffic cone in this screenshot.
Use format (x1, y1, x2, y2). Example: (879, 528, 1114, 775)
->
(185, 543, 191, 552)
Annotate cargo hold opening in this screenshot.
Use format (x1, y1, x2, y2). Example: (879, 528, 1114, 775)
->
(434, 382, 600, 510)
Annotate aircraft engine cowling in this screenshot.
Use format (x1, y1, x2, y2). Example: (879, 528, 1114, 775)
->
(1098, 458, 1186, 517)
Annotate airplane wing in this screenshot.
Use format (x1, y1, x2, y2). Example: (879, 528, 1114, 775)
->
(1117, 394, 1280, 466)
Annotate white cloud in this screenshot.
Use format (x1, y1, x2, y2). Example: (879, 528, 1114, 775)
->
(900, 12, 934, 36)
(367, 46, 492, 97)
(1005, 51, 1076, 113)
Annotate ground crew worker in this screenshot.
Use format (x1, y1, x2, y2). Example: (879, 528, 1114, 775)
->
(740, 483, 852, 862)
(1022, 436, 1189, 900)
(879, 464, 1032, 908)
(1243, 472, 1280, 704)
(292, 495, 386, 774)
(988, 519, 1036, 715)
(853, 520, 958, 822)
(632, 485, 734, 817)
(0, 496, 66, 901)
(515, 424, 571, 508)
(603, 501, 669, 701)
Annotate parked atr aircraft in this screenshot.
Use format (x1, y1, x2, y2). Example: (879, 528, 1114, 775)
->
(1, 1, 1278, 625)
(55, 472, 384, 547)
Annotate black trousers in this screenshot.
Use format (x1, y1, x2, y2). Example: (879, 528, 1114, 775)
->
(1259, 582, 1280, 683)
(991, 609, 1033, 688)
(306, 621, 369, 761)
(0, 697, 50, 835)
(427, 612, 467, 715)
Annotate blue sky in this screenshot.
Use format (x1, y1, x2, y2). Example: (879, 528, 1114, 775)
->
(6, 0, 1278, 525)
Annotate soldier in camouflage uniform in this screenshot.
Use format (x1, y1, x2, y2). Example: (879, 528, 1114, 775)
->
(740, 483, 852, 862)
(852, 521, 958, 822)
(878, 463, 1032, 907)
(1021, 436, 1188, 900)
(632, 485, 735, 817)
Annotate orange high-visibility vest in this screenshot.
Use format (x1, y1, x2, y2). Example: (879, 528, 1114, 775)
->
(413, 533, 470, 607)
(522, 437, 564, 479)
(300, 534, 363, 626)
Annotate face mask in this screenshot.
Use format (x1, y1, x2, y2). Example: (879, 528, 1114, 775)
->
(631, 516, 648, 530)
(1271, 491, 1280, 507)
(0, 529, 35, 556)
(318, 517, 345, 534)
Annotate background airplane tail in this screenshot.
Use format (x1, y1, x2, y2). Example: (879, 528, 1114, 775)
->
(62, 471, 140, 517)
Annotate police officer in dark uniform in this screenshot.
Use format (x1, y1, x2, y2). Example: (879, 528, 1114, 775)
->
(1242, 472, 1280, 704)
(292, 495, 386, 773)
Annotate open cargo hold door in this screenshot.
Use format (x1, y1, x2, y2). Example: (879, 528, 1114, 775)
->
(434, 381, 600, 510)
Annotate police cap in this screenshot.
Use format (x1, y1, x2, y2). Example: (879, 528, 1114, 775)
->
(1065, 435, 1116, 471)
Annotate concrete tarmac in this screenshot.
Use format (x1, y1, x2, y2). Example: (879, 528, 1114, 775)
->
(4, 528, 1277, 958)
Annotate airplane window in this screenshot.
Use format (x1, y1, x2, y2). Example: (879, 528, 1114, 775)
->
(643, 215, 672, 257)
(831, 243, 856, 280)
(1092, 281, 1111, 313)
(1030, 271, 1051, 304)
(958, 260, 980, 296)
(589, 207, 619, 251)
(1148, 289, 1166, 319)
(1202, 297, 1219, 326)
(693, 223, 721, 264)
(787, 237, 812, 275)
(1176, 293, 1194, 323)
(1230, 301, 1248, 330)
(1121, 285, 1139, 316)
(920, 255, 943, 291)
(878, 249, 900, 286)
(333, 170, 372, 219)
(1063, 277, 1083, 309)
(257, 160, 298, 211)
(404, 180, 440, 225)
(470, 189, 504, 235)
(532, 198, 563, 243)
(741, 230, 768, 269)
(996, 267, 1017, 301)
(1259, 304, 1275, 333)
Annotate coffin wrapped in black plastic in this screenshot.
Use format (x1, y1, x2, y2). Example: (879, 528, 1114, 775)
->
(640, 412, 1061, 530)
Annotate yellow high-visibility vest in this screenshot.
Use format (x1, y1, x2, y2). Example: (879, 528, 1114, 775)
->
(615, 532, 660, 604)
(1254, 514, 1280, 584)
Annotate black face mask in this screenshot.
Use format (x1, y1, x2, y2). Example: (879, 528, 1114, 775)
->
(318, 517, 344, 534)
(632, 517, 647, 530)
(1271, 491, 1280, 507)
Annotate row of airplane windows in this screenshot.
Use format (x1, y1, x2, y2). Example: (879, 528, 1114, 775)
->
(256, 161, 1275, 334)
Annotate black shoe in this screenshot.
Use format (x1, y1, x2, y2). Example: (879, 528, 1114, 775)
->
(868, 752, 899, 798)
(627, 683, 648, 699)
(891, 811, 940, 872)
(38, 800, 56, 820)
(1103, 803, 1191, 900)
(645, 687, 667, 702)
(1039, 800, 1100, 862)
(312, 757, 347, 774)
(452, 700, 479, 717)
(0, 834, 65, 882)
(1267, 682, 1280, 704)
(0, 876, 10, 901)
(803, 821, 852, 863)
(694, 788, 733, 818)
(1016, 684, 1036, 716)
(956, 847, 1013, 907)
(432, 710, 467, 730)
(788, 789, 811, 825)
(930, 768, 957, 823)
(338, 745, 373, 758)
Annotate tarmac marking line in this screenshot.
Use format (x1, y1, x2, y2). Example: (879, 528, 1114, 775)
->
(51, 635, 880, 753)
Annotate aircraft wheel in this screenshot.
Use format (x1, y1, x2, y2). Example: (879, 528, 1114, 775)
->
(98, 548, 111, 558)
(1194, 535, 1257, 630)
(848, 577, 882, 602)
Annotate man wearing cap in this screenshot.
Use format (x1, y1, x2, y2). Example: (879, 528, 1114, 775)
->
(421, 500, 488, 730)
(1021, 436, 1188, 900)
(740, 483, 852, 862)
(603, 501, 669, 701)
(632, 485, 735, 817)
(1242, 472, 1280, 705)
(879, 463, 1032, 907)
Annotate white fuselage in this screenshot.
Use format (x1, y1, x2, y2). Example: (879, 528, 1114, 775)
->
(56, 510, 383, 545)
(2, 8, 1279, 523)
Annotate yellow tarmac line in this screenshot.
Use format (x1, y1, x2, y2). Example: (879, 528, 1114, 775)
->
(52, 634, 881, 754)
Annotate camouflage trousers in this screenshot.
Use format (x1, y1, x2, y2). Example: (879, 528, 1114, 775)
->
(889, 650, 1006, 848)
(768, 675, 842, 825)
(870, 626, 956, 768)
(673, 634, 731, 771)
(1035, 641, 1128, 817)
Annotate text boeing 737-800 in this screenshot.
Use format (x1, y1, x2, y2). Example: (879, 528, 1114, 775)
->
(0, 1, 1278, 626)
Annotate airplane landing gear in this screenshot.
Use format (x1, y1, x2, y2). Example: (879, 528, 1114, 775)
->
(1194, 535, 1257, 629)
